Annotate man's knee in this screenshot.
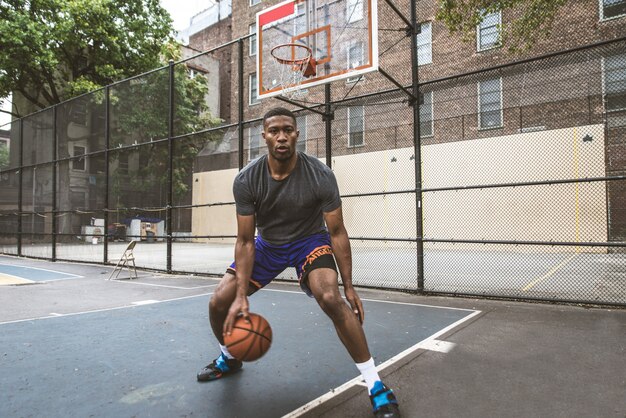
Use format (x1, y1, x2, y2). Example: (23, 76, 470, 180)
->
(317, 290, 345, 314)
(209, 273, 236, 312)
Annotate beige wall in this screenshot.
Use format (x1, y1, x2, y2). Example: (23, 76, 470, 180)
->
(193, 125, 607, 251)
(192, 168, 238, 244)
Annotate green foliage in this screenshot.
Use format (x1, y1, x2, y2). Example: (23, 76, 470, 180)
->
(111, 62, 223, 205)
(0, 0, 173, 112)
(436, 0, 569, 52)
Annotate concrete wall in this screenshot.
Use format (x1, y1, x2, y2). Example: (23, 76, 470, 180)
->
(192, 125, 607, 251)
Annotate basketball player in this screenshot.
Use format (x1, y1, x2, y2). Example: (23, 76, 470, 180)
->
(197, 107, 400, 417)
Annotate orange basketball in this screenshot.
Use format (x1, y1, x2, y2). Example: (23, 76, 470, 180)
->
(224, 312, 272, 362)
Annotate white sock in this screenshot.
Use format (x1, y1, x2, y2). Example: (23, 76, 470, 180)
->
(356, 357, 380, 392)
(219, 344, 235, 359)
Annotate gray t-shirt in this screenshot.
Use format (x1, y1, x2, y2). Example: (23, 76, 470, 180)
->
(233, 152, 341, 245)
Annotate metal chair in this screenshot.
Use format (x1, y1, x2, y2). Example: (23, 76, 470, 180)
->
(107, 240, 138, 280)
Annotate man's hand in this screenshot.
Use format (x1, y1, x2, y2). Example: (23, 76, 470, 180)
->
(223, 295, 250, 336)
(344, 286, 364, 324)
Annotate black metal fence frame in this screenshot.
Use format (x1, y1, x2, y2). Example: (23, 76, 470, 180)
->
(1, 2, 625, 307)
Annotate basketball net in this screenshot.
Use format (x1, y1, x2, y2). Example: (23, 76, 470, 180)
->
(271, 43, 317, 100)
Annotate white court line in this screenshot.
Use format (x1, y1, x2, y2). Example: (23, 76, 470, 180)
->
(0, 272, 33, 281)
(263, 287, 477, 312)
(108, 279, 218, 290)
(0, 292, 213, 325)
(0, 263, 83, 279)
(282, 309, 482, 418)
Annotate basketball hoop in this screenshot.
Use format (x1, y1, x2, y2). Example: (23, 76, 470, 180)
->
(270, 43, 317, 99)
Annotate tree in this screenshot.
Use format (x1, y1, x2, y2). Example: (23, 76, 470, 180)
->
(0, 0, 173, 114)
(0, 1, 222, 237)
(110, 58, 222, 215)
(436, 0, 569, 52)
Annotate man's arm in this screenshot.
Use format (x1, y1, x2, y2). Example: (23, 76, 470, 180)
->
(324, 206, 365, 324)
(223, 213, 256, 336)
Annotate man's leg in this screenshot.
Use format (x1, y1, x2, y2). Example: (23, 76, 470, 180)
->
(197, 272, 247, 382)
(306, 268, 400, 417)
(306, 267, 371, 362)
(209, 271, 238, 344)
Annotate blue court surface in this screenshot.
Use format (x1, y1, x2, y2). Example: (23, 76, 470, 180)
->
(0, 288, 477, 418)
(2, 256, 623, 417)
(0, 263, 82, 284)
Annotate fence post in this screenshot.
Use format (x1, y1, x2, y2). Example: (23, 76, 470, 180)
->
(52, 107, 57, 261)
(17, 118, 23, 256)
(167, 60, 174, 273)
(324, 84, 332, 168)
(104, 86, 110, 264)
(409, 0, 424, 293)
(238, 39, 245, 170)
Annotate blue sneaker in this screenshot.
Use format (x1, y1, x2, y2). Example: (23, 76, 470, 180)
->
(369, 381, 400, 417)
(197, 353, 243, 382)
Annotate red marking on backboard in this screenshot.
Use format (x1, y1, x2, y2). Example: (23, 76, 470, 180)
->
(259, 1, 296, 28)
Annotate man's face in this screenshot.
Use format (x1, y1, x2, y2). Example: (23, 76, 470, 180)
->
(262, 115, 299, 161)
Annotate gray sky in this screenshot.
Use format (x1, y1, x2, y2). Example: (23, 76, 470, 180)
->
(160, 0, 211, 31)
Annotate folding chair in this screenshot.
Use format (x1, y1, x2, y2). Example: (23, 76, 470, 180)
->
(107, 240, 138, 280)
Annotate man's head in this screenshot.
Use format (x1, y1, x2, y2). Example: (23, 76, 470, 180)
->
(262, 107, 297, 129)
(262, 107, 299, 162)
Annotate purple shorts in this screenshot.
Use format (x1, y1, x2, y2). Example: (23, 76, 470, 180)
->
(227, 232, 337, 296)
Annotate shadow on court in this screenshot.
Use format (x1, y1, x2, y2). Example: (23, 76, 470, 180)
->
(0, 255, 624, 418)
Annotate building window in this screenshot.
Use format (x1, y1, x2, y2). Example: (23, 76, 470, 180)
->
(420, 91, 433, 137)
(348, 106, 365, 147)
(72, 145, 86, 171)
(248, 124, 263, 161)
(249, 23, 257, 56)
(347, 41, 364, 83)
(69, 99, 88, 126)
(249, 73, 260, 105)
(250, 0, 261, 6)
(347, 0, 363, 23)
(601, 0, 626, 20)
(478, 78, 503, 129)
(296, 115, 307, 153)
(417, 22, 432, 66)
(604, 53, 626, 111)
(477, 11, 501, 51)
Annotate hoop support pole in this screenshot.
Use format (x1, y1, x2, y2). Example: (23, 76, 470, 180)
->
(275, 95, 326, 117)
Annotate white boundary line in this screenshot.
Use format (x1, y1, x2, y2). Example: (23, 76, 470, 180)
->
(263, 287, 477, 312)
(109, 280, 218, 290)
(0, 262, 83, 280)
(0, 272, 33, 281)
(0, 292, 213, 325)
(282, 309, 482, 418)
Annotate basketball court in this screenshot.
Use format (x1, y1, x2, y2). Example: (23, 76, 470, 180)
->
(0, 255, 478, 417)
(0, 254, 624, 417)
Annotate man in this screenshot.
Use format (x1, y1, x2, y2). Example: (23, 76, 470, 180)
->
(197, 107, 400, 418)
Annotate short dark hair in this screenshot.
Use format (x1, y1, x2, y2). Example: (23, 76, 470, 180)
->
(263, 107, 296, 127)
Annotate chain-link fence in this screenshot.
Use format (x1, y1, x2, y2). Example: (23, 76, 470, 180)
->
(0, 27, 624, 306)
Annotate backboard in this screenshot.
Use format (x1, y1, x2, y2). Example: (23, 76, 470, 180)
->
(257, 0, 378, 99)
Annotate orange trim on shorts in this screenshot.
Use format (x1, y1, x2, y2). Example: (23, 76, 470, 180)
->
(300, 245, 334, 274)
(226, 267, 262, 289)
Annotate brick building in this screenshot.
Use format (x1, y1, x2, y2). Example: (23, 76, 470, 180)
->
(188, 0, 626, 241)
